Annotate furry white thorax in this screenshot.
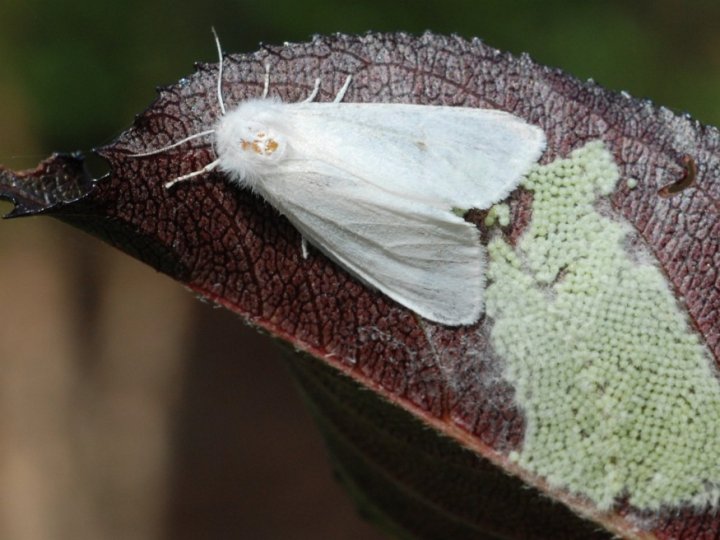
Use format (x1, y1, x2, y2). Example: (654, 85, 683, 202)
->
(214, 98, 290, 187)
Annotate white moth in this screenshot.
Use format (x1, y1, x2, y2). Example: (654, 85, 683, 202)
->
(131, 33, 546, 325)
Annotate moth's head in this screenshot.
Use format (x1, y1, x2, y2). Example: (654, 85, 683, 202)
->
(214, 98, 288, 187)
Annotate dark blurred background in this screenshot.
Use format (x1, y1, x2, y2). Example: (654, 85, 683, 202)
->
(0, 1, 718, 539)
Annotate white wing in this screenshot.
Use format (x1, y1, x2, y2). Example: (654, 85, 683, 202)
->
(224, 101, 545, 324)
(279, 102, 545, 210)
(256, 169, 485, 325)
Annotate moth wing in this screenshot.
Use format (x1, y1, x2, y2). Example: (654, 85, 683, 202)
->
(256, 170, 484, 325)
(283, 102, 545, 210)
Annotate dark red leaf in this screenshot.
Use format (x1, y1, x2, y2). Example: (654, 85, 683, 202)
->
(2, 32, 719, 539)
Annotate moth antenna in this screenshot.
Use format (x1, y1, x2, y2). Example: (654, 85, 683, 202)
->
(334, 75, 352, 103)
(303, 78, 321, 103)
(211, 27, 226, 115)
(128, 129, 216, 157)
(164, 158, 220, 189)
(262, 64, 270, 98)
(134, 30, 225, 185)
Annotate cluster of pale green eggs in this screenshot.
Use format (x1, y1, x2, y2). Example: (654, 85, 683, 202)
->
(485, 141, 720, 510)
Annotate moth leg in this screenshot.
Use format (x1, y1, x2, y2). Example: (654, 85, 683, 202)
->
(164, 158, 220, 189)
(211, 27, 227, 115)
(262, 64, 270, 99)
(302, 78, 321, 103)
(334, 75, 352, 103)
(301, 237, 309, 259)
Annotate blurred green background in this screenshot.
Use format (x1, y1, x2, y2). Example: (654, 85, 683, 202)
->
(0, 1, 718, 540)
